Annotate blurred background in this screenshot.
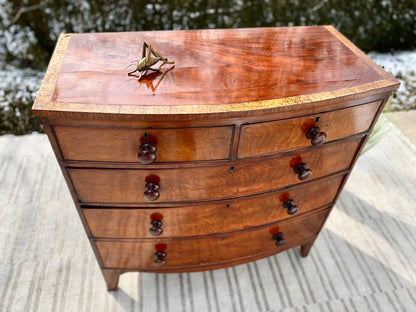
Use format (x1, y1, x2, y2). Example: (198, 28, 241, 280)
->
(1, 0, 415, 135)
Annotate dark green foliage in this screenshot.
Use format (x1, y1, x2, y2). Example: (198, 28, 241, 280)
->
(3, 0, 416, 69)
(0, 86, 44, 135)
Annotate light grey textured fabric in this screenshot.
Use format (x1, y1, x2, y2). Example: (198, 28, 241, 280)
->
(1, 122, 415, 312)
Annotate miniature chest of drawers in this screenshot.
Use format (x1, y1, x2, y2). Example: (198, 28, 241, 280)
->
(33, 26, 399, 290)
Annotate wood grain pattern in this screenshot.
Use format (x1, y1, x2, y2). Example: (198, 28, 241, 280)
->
(69, 137, 361, 204)
(54, 125, 233, 162)
(52, 27, 382, 106)
(238, 99, 381, 158)
(31, 27, 400, 290)
(95, 209, 329, 271)
(83, 173, 344, 238)
(32, 27, 399, 119)
(101, 269, 123, 291)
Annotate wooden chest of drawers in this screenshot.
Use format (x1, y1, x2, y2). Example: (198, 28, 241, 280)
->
(32, 26, 399, 290)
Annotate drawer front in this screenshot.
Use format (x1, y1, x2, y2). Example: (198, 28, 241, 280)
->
(238, 100, 380, 158)
(95, 209, 329, 271)
(54, 125, 233, 163)
(83, 174, 344, 238)
(69, 138, 361, 204)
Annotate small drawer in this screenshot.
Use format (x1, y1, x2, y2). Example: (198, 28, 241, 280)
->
(95, 209, 329, 271)
(238, 100, 380, 158)
(54, 125, 233, 163)
(69, 137, 361, 204)
(83, 174, 344, 238)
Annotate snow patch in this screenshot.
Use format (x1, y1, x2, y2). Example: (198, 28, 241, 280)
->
(369, 51, 416, 110)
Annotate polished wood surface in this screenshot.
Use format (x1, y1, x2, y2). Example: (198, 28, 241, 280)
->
(137, 143, 157, 164)
(293, 162, 313, 181)
(83, 174, 344, 238)
(238, 99, 380, 157)
(52, 28, 383, 106)
(283, 199, 299, 215)
(54, 125, 233, 162)
(306, 126, 326, 146)
(95, 209, 329, 271)
(32, 27, 400, 290)
(69, 138, 361, 204)
(33, 26, 399, 118)
(143, 181, 160, 201)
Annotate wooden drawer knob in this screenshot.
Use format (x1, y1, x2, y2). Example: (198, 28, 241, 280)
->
(283, 199, 299, 215)
(138, 143, 157, 164)
(144, 182, 160, 201)
(153, 251, 167, 267)
(149, 220, 163, 236)
(294, 163, 312, 181)
(272, 233, 286, 246)
(306, 126, 326, 146)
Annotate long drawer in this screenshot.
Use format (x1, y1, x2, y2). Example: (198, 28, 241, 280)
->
(95, 208, 329, 271)
(238, 100, 380, 158)
(54, 125, 234, 163)
(83, 173, 344, 238)
(69, 137, 361, 204)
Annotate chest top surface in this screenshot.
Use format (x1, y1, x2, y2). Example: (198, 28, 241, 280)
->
(33, 26, 398, 118)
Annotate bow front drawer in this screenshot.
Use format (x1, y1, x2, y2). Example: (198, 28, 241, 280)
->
(238, 100, 380, 158)
(31, 26, 400, 290)
(95, 209, 329, 271)
(83, 173, 344, 238)
(54, 125, 233, 163)
(69, 137, 361, 204)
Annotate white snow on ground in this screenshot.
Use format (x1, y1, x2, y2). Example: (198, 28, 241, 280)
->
(369, 51, 416, 75)
(0, 64, 43, 110)
(369, 51, 416, 110)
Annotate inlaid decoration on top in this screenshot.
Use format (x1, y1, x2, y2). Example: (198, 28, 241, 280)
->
(32, 26, 399, 290)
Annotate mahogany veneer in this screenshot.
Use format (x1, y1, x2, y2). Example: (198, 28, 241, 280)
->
(54, 125, 234, 162)
(68, 137, 361, 204)
(95, 209, 329, 271)
(83, 173, 344, 238)
(32, 26, 399, 290)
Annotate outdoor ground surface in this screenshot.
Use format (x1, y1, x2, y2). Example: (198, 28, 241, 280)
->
(0, 111, 415, 312)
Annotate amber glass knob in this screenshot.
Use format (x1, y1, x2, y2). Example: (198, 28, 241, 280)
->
(272, 233, 286, 246)
(294, 163, 312, 181)
(149, 220, 163, 236)
(306, 126, 326, 146)
(283, 199, 299, 215)
(144, 182, 160, 201)
(153, 251, 167, 267)
(138, 143, 157, 164)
